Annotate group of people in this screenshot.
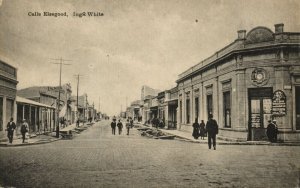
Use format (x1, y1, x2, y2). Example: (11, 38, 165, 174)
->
(150, 117, 165, 129)
(111, 117, 134, 136)
(192, 114, 219, 150)
(6, 117, 29, 144)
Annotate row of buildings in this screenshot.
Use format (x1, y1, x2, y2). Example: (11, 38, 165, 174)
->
(0, 57, 99, 140)
(126, 23, 300, 142)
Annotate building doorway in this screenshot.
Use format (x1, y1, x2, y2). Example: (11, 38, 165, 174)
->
(248, 88, 272, 141)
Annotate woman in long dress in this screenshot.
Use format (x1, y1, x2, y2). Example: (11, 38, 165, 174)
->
(192, 118, 200, 139)
(199, 120, 206, 140)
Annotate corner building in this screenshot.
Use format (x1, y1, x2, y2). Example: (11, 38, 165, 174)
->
(176, 24, 300, 142)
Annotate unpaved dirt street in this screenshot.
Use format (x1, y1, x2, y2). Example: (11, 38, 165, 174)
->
(1, 120, 299, 188)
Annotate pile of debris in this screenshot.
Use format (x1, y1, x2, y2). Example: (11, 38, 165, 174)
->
(138, 127, 176, 140)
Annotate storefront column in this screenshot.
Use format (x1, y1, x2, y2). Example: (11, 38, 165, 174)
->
(13, 99, 17, 137)
(235, 69, 247, 129)
(200, 83, 204, 121)
(182, 91, 186, 124)
(213, 77, 220, 124)
(3, 96, 7, 127)
(190, 88, 194, 124)
(165, 104, 169, 127)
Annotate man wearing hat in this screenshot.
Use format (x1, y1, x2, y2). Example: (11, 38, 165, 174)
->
(206, 114, 219, 150)
(266, 119, 277, 142)
(20, 119, 29, 143)
(273, 120, 278, 142)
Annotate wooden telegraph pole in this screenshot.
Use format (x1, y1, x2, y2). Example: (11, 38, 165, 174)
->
(51, 57, 71, 138)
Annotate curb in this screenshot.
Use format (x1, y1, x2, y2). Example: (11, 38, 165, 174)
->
(0, 138, 60, 147)
(157, 129, 300, 146)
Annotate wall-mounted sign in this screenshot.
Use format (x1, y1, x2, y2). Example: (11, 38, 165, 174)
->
(272, 90, 286, 116)
(251, 68, 269, 86)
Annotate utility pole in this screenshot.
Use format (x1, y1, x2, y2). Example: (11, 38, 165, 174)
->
(51, 57, 71, 138)
(74, 74, 84, 126)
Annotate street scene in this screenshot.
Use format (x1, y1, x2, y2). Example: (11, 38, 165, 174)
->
(0, 0, 300, 187)
(1, 120, 300, 188)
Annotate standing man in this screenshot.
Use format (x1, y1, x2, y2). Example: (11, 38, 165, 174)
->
(126, 119, 131, 135)
(273, 120, 278, 143)
(21, 119, 29, 143)
(130, 117, 134, 128)
(117, 119, 123, 135)
(6, 117, 16, 144)
(206, 114, 219, 150)
(111, 119, 117, 135)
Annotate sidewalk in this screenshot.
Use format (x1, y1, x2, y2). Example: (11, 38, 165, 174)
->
(0, 122, 94, 147)
(135, 123, 300, 146)
(0, 134, 59, 147)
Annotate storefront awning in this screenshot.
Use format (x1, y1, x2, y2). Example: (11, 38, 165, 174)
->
(16, 96, 55, 109)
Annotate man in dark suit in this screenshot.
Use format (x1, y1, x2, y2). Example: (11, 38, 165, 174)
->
(6, 117, 16, 144)
(111, 119, 117, 135)
(206, 114, 219, 150)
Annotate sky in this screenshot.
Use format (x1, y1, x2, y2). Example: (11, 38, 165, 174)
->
(0, 0, 299, 115)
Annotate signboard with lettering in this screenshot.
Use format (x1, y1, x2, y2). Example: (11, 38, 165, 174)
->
(272, 90, 286, 116)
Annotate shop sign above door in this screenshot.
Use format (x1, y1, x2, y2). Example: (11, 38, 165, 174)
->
(272, 90, 286, 116)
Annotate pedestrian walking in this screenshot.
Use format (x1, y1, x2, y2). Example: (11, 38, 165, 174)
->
(199, 120, 206, 140)
(20, 119, 29, 143)
(266, 120, 278, 142)
(111, 119, 117, 135)
(130, 117, 134, 128)
(192, 118, 200, 139)
(206, 114, 219, 150)
(117, 119, 123, 135)
(6, 117, 16, 144)
(126, 119, 131, 135)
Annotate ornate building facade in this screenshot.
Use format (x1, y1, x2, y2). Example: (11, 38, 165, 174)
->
(176, 24, 300, 142)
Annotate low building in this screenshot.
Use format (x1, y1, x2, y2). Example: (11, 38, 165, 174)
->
(0, 58, 18, 140)
(165, 87, 178, 129)
(176, 23, 300, 142)
(17, 83, 74, 126)
(16, 96, 55, 134)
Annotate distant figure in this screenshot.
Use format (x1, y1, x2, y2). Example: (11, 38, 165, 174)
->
(126, 119, 131, 135)
(20, 119, 29, 143)
(199, 120, 206, 140)
(159, 119, 165, 128)
(192, 118, 200, 139)
(111, 119, 117, 135)
(130, 117, 134, 128)
(76, 119, 80, 127)
(6, 117, 16, 144)
(273, 120, 278, 142)
(117, 119, 123, 135)
(206, 114, 219, 150)
(267, 120, 278, 142)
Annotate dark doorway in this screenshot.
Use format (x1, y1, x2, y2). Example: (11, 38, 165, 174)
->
(248, 87, 272, 141)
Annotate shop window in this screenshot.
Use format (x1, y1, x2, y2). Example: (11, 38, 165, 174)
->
(207, 95, 213, 117)
(223, 92, 231, 128)
(195, 97, 199, 120)
(186, 98, 190, 124)
(296, 86, 300, 130)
